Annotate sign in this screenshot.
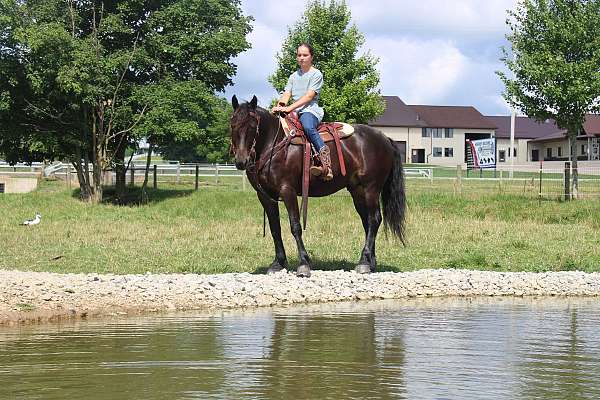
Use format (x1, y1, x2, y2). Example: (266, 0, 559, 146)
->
(468, 138, 496, 168)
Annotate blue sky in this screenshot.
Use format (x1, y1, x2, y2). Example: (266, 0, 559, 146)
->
(223, 0, 518, 116)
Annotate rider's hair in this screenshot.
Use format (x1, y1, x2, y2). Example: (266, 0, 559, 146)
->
(297, 42, 314, 57)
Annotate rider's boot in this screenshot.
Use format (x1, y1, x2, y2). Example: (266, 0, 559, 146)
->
(310, 145, 333, 181)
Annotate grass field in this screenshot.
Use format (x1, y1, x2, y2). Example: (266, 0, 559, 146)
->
(1, 178, 599, 275)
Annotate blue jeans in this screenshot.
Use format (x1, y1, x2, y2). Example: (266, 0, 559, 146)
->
(299, 112, 325, 152)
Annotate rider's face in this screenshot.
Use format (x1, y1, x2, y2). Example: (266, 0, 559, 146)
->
(296, 46, 313, 69)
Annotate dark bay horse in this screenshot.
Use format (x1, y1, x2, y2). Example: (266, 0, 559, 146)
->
(230, 95, 406, 277)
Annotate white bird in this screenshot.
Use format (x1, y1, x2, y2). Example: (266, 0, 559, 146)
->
(22, 213, 41, 226)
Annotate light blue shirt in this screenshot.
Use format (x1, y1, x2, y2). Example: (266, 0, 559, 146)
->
(284, 67, 324, 122)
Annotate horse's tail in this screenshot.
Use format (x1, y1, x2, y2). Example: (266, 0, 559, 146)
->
(381, 139, 406, 245)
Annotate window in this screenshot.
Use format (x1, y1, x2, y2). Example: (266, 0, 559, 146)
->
(422, 128, 446, 138)
(433, 147, 442, 157)
(558, 147, 562, 157)
(547, 148, 552, 158)
(582, 144, 587, 155)
(499, 150, 506, 162)
(444, 147, 454, 157)
(444, 128, 454, 138)
(513, 148, 517, 157)
(0, 183, 4, 193)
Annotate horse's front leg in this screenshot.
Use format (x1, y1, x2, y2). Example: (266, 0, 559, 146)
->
(257, 192, 289, 274)
(280, 185, 312, 278)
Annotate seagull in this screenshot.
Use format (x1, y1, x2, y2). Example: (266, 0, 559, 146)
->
(22, 213, 42, 226)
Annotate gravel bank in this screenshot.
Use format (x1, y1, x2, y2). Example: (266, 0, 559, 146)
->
(2, 269, 600, 325)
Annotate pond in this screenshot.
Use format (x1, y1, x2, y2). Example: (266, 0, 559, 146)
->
(2, 297, 600, 399)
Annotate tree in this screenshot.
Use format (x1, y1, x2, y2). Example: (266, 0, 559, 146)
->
(156, 96, 233, 164)
(268, 0, 384, 124)
(498, 0, 600, 198)
(0, 0, 252, 203)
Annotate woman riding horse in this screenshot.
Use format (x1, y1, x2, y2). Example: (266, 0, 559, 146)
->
(271, 42, 332, 181)
(230, 94, 406, 278)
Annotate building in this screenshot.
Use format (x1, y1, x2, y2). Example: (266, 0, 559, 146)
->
(487, 115, 600, 162)
(486, 116, 558, 163)
(0, 175, 38, 193)
(369, 96, 496, 166)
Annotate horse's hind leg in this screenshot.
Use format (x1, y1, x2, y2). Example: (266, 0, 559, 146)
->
(349, 186, 382, 273)
(257, 192, 289, 274)
(280, 186, 312, 278)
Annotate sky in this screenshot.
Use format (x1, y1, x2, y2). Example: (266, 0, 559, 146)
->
(222, 0, 519, 117)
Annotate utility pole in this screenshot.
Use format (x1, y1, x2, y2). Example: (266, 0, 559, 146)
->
(509, 50, 516, 179)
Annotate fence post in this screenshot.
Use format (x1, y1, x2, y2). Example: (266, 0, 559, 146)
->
(130, 166, 135, 186)
(538, 160, 543, 204)
(195, 164, 199, 191)
(499, 170, 503, 194)
(455, 164, 462, 196)
(153, 164, 157, 189)
(215, 163, 220, 185)
(564, 161, 571, 201)
(67, 164, 72, 189)
(242, 173, 246, 191)
(176, 164, 180, 184)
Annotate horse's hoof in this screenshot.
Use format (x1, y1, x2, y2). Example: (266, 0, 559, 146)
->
(355, 264, 371, 274)
(296, 265, 311, 278)
(267, 261, 287, 275)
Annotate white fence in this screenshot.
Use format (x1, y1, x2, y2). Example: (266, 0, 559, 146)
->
(2, 161, 599, 199)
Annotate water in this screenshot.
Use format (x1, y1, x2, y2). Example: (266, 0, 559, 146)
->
(2, 297, 600, 399)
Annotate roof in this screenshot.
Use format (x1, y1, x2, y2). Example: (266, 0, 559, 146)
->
(369, 96, 427, 127)
(584, 114, 600, 135)
(369, 96, 496, 130)
(489, 114, 600, 143)
(485, 116, 560, 139)
(410, 105, 497, 130)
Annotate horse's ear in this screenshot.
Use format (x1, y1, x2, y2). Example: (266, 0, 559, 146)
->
(249, 95, 258, 109)
(232, 95, 239, 110)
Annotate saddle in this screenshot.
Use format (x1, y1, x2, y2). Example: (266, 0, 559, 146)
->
(280, 113, 355, 144)
(279, 112, 353, 229)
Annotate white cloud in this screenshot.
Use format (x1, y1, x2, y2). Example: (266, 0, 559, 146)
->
(350, 0, 516, 39)
(367, 37, 468, 105)
(224, 0, 520, 114)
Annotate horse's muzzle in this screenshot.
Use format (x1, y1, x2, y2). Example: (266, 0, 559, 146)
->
(235, 159, 248, 170)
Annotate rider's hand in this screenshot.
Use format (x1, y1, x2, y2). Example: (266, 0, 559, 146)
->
(271, 105, 292, 114)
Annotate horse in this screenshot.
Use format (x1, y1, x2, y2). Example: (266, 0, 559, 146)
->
(230, 95, 406, 277)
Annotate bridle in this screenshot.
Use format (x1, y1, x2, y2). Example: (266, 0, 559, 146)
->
(230, 110, 261, 160)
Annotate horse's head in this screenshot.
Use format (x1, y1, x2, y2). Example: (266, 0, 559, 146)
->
(230, 95, 259, 170)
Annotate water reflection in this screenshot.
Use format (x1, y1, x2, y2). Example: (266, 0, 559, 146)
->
(1, 298, 600, 399)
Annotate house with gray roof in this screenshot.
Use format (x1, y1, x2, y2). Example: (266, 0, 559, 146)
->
(486, 115, 600, 162)
(370, 96, 496, 166)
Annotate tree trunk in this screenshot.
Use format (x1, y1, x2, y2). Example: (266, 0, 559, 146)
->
(140, 141, 154, 204)
(569, 128, 579, 199)
(73, 146, 91, 201)
(114, 143, 126, 204)
(89, 110, 104, 204)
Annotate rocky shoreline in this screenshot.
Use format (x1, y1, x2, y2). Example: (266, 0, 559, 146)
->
(2, 268, 600, 325)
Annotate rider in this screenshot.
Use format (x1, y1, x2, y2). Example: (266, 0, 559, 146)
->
(271, 42, 333, 181)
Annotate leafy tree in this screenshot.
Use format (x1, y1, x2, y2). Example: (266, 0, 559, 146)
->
(156, 96, 233, 164)
(0, 0, 252, 203)
(498, 0, 600, 198)
(268, 0, 384, 124)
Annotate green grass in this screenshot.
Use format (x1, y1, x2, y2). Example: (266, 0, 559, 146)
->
(1, 179, 599, 275)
